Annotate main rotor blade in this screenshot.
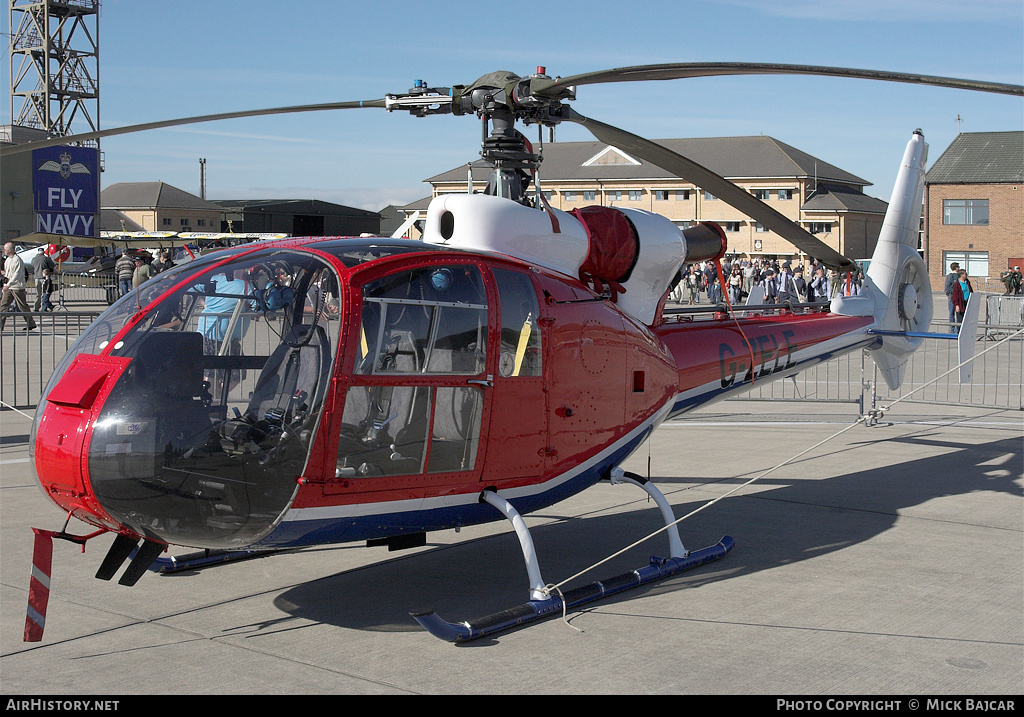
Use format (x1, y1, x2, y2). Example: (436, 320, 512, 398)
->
(0, 98, 387, 157)
(563, 108, 856, 271)
(531, 62, 1024, 98)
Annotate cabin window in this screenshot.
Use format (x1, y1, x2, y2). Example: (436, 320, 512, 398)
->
(355, 265, 487, 376)
(338, 263, 489, 479)
(492, 267, 542, 377)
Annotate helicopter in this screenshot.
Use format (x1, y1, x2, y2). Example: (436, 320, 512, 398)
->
(6, 62, 1020, 643)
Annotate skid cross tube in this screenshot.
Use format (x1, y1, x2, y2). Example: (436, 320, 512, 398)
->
(411, 487, 733, 642)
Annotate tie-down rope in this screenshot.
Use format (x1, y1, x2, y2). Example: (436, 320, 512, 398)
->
(543, 327, 1024, 601)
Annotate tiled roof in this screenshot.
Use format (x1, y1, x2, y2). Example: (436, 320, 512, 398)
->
(926, 131, 1023, 184)
(427, 136, 870, 187)
(101, 181, 224, 211)
(802, 183, 889, 214)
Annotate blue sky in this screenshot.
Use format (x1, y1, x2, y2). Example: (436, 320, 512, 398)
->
(6, 0, 1021, 210)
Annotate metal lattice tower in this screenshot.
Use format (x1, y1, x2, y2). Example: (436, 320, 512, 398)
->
(9, 0, 100, 141)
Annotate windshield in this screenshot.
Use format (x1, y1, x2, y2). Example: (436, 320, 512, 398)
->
(77, 248, 341, 548)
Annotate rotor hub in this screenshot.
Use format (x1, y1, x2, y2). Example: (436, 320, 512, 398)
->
(898, 282, 918, 321)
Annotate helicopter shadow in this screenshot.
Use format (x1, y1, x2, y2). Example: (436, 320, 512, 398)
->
(265, 425, 1021, 638)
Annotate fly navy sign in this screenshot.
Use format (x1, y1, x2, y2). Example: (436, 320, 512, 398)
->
(32, 145, 100, 237)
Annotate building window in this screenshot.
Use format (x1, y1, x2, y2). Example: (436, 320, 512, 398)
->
(654, 190, 669, 201)
(809, 222, 832, 234)
(197, 219, 206, 227)
(675, 190, 691, 200)
(943, 199, 989, 225)
(752, 189, 770, 200)
(563, 191, 577, 201)
(722, 222, 741, 232)
(754, 223, 768, 233)
(162, 218, 172, 226)
(180, 218, 189, 226)
(628, 190, 642, 201)
(583, 190, 596, 201)
(608, 190, 622, 201)
(704, 191, 718, 201)
(777, 189, 793, 200)
(943, 251, 989, 278)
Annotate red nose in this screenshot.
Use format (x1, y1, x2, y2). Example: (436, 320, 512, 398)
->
(33, 353, 132, 532)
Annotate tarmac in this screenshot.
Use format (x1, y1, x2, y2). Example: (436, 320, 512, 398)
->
(1, 397, 1020, 697)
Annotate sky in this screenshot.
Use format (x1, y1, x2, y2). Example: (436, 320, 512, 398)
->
(5, 0, 1022, 212)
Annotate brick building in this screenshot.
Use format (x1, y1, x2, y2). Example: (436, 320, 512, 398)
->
(924, 131, 1023, 292)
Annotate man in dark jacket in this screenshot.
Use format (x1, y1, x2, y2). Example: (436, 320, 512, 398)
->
(943, 262, 960, 333)
(30, 248, 56, 311)
(115, 252, 135, 296)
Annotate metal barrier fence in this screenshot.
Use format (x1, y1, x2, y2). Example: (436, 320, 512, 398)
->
(734, 319, 1023, 412)
(0, 311, 101, 411)
(47, 274, 119, 307)
(2, 308, 1022, 412)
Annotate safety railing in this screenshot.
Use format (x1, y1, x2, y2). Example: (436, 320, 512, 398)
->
(0, 311, 101, 411)
(3, 302, 1022, 412)
(732, 319, 1023, 412)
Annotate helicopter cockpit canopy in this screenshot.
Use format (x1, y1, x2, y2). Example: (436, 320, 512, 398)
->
(33, 245, 349, 548)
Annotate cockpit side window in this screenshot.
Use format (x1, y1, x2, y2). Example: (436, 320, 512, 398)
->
(492, 267, 542, 377)
(356, 265, 487, 376)
(337, 263, 489, 480)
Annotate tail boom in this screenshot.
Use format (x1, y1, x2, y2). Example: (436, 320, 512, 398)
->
(654, 312, 874, 418)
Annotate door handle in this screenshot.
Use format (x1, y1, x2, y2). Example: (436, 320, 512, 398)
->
(467, 375, 493, 389)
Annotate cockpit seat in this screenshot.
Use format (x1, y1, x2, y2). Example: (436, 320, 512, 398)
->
(247, 323, 330, 430)
(131, 330, 212, 451)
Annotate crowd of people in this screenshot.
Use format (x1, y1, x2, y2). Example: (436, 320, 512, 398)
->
(115, 249, 175, 297)
(669, 256, 866, 307)
(999, 266, 1022, 296)
(0, 245, 180, 332)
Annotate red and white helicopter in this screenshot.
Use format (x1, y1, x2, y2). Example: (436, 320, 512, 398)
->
(5, 63, 1020, 643)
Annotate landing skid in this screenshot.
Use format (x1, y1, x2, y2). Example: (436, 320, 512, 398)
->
(412, 474, 734, 642)
(149, 548, 277, 573)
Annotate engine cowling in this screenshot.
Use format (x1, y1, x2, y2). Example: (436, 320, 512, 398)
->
(421, 194, 687, 326)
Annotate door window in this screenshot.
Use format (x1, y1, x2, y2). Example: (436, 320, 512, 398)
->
(338, 263, 489, 480)
(356, 265, 487, 376)
(492, 267, 542, 377)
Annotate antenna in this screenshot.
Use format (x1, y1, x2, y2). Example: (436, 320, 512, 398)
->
(956, 114, 963, 134)
(200, 158, 207, 199)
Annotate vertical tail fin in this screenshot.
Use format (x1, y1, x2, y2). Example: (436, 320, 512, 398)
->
(833, 130, 933, 390)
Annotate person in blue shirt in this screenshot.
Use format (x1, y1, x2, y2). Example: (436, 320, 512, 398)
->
(197, 270, 253, 395)
(951, 269, 973, 334)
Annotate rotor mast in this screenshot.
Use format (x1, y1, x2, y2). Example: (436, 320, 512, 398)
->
(386, 68, 574, 206)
